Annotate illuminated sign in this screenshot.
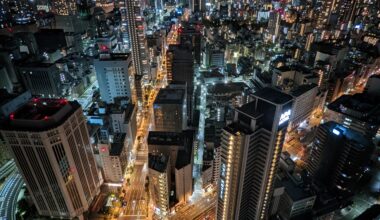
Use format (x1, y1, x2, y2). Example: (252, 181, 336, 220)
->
(332, 128, 340, 135)
(279, 110, 291, 125)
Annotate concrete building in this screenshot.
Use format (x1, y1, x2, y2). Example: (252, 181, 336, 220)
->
(148, 154, 171, 218)
(94, 53, 133, 104)
(307, 121, 374, 193)
(289, 84, 318, 130)
(119, 0, 149, 103)
(203, 44, 225, 68)
(326, 93, 380, 137)
(277, 175, 316, 219)
(217, 87, 293, 220)
(272, 66, 319, 91)
(108, 101, 137, 143)
(98, 133, 130, 183)
(147, 130, 194, 204)
(0, 98, 101, 218)
(0, 90, 32, 117)
(17, 61, 63, 98)
(153, 87, 187, 132)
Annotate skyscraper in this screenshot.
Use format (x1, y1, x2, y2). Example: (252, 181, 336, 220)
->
(307, 121, 374, 193)
(0, 98, 101, 218)
(218, 87, 293, 220)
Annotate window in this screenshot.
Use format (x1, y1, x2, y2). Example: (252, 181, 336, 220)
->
(221, 163, 226, 178)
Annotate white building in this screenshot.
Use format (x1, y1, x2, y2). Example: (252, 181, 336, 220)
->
(95, 53, 133, 104)
(289, 84, 318, 130)
(99, 133, 130, 183)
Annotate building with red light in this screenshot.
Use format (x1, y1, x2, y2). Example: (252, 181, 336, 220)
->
(0, 98, 101, 219)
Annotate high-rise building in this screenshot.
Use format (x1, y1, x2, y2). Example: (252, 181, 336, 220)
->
(148, 154, 171, 217)
(0, 98, 101, 218)
(119, 0, 148, 102)
(153, 87, 187, 132)
(148, 130, 195, 203)
(326, 93, 380, 137)
(94, 53, 133, 104)
(289, 84, 319, 130)
(218, 87, 293, 220)
(307, 121, 374, 193)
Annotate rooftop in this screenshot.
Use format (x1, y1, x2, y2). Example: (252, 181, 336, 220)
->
(0, 98, 81, 132)
(98, 53, 131, 61)
(154, 88, 185, 105)
(323, 121, 373, 149)
(175, 130, 194, 170)
(290, 84, 318, 97)
(110, 133, 127, 156)
(253, 87, 293, 105)
(281, 176, 315, 201)
(148, 131, 183, 146)
(327, 93, 380, 124)
(209, 82, 248, 94)
(148, 154, 169, 173)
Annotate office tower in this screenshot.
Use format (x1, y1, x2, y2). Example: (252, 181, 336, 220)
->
(17, 62, 63, 98)
(153, 87, 187, 132)
(52, 0, 78, 15)
(307, 121, 374, 193)
(218, 87, 293, 220)
(180, 24, 202, 64)
(148, 154, 171, 217)
(289, 84, 318, 130)
(166, 45, 194, 123)
(94, 53, 133, 104)
(148, 130, 194, 203)
(120, 0, 148, 103)
(0, 98, 101, 218)
(98, 133, 130, 183)
(326, 93, 380, 137)
(268, 12, 281, 40)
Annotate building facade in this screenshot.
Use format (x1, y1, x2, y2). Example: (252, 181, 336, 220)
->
(0, 99, 101, 218)
(217, 88, 293, 220)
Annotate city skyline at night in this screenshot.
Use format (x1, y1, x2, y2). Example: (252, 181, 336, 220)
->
(0, 0, 379, 219)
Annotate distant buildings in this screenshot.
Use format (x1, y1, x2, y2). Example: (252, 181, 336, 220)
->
(0, 98, 101, 218)
(218, 87, 293, 220)
(94, 53, 133, 104)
